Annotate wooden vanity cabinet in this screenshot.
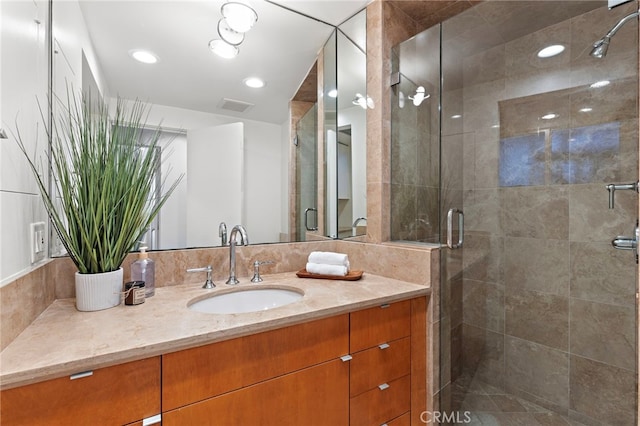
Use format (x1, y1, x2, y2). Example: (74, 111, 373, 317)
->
(0, 296, 427, 426)
(349, 300, 411, 425)
(0, 357, 161, 426)
(349, 298, 427, 426)
(162, 314, 350, 424)
(163, 358, 349, 425)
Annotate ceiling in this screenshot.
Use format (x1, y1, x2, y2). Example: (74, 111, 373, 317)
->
(77, 0, 370, 125)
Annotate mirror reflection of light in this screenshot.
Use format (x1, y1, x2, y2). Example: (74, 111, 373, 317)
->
(328, 89, 338, 98)
(541, 113, 558, 120)
(579, 107, 593, 112)
(129, 49, 159, 64)
(451, 114, 462, 119)
(352, 93, 374, 109)
(209, 39, 239, 59)
(408, 86, 429, 106)
(590, 80, 610, 88)
(537, 44, 565, 58)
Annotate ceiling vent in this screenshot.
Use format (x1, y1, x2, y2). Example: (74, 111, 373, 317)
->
(218, 98, 254, 113)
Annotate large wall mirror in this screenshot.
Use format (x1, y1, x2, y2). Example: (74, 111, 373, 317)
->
(50, 0, 366, 254)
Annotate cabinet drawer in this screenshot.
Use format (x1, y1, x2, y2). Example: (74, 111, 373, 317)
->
(350, 336, 410, 397)
(350, 375, 410, 426)
(350, 299, 411, 353)
(0, 357, 161, 426)
(162, 314, 349, 411)
(163, 358, 349, 426)
(385, 412, 410, 426)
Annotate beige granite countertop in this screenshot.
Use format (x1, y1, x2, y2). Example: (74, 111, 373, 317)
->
(0, 272, 429, 390)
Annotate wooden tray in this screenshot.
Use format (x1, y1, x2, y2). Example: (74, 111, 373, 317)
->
(296, 269, 363, 281)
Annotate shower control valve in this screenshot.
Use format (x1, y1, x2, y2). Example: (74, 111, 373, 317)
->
(611, 221, 639, 264)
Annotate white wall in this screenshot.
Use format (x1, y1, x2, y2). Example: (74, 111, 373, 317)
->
(123, 102, 287, 247)
(0, 0, 49, 286)
(338, 105, 367, 223)
(157, 132, 187, 249)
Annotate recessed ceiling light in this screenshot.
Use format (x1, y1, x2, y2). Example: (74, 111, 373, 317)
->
(451, 114, 462, 119)
(243, 77, 265, 88)
(209, 39, 238, 59)
(129, 50, 159, 64)
(541, 113, 558, 120)
(590, 80, 610, 88)
(579, 107, 593, 112)
(328, 89, 338, 98)
(537, 44, 565, 58)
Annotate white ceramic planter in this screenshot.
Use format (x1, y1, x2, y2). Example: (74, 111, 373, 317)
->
(75, 268, 123, 311)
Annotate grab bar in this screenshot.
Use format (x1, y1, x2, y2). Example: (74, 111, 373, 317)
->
(447, 208, 464, 249)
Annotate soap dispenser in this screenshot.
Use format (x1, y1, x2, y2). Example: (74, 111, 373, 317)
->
(131, 247, 155, 297)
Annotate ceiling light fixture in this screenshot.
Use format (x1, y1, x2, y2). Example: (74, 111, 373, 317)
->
(244, 77, 265, 88)
(209, 39, 239, 59)
(537, 44, 565, 58)
(579, 107, 593, 112)
(590, 80, 610, 88)
(352, 93, 374, 109)
(451, 114, 462, 119)
(541, 113, 558, 120)
(218, 19, 244, 46)
(221, 1, 258, 33)
(129, 49, 159, 64)
(408, 86, 429, 106)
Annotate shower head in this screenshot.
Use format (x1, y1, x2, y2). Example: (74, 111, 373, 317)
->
(590, 36, 611, 58)
(590, 11, 639, 58)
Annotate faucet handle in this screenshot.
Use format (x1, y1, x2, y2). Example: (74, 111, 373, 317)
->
(251, 260, 274, 283)
(187, 266, 215, 289)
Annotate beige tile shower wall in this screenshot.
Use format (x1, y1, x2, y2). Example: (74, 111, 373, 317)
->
(454, 2, 639, 424)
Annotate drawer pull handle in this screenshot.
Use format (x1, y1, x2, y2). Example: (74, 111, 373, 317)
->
(70, 371, 93, 380)
(142, 414, 162, 425)
(378, 343, 390, 350)
(378, 383, 390, 391)
(340, 355, 353, 362)
(380, 303, 390, 309)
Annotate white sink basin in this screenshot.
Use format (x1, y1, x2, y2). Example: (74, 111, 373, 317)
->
(188, 286, 304, 314)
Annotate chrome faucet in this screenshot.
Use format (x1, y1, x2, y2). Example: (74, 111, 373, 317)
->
(226, 225, 249, 285)
(352, 217, 367, 236)
(219, 222, 228, 246)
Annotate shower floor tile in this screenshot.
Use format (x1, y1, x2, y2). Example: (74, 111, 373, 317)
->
(444, 375, 589, 426)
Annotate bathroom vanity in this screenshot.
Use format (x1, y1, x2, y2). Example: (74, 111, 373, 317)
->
(0, 273, 429, 425)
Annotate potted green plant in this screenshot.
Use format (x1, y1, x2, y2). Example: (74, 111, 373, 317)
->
(16, 92, 181, 311)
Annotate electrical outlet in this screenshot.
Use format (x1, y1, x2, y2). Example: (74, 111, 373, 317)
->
(30, 222, 46, 264)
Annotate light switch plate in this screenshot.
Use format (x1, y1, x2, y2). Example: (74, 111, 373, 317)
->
(30, 222, 46, 264)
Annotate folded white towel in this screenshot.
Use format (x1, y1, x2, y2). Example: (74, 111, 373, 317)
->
(306, 262, 348, 276)
(308, 251, 349, 267)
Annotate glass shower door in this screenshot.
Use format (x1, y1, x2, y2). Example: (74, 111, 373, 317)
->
(295, 104, 318, 242)
(392, 1, 638, 424)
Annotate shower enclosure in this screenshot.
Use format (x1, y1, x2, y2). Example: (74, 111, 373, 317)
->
(391, 1, 638, 424)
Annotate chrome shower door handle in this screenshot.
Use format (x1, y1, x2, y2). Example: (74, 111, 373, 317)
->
(446, 208, 464, 249)
(304, 207, 318, 231)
